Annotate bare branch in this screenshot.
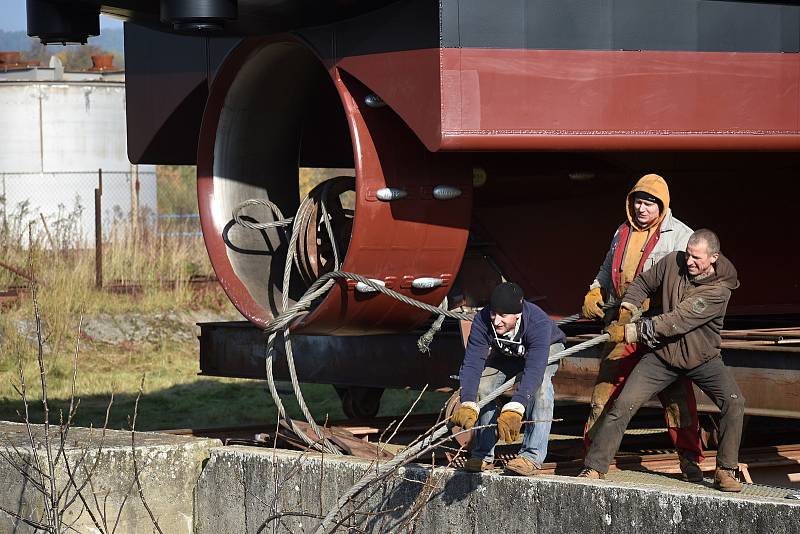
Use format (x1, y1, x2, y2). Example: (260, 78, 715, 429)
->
(31, 279, 60, 529)
(60, 446, 107, 534)
(0, 504, 51, 530)
(130, 375, 164, 534)
(381, 386, 428, 460)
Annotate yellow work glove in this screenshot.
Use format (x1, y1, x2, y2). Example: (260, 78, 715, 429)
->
(604, 322, 638, 344)
(617, 302, 641, 325)
(497, 410, 523, 443)
(582, 287, 605, 320)
(604, 322, 626, 343)
(451, 403, 479, 430)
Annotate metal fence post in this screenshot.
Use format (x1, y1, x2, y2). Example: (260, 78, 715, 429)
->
(95, 168, 103, 289)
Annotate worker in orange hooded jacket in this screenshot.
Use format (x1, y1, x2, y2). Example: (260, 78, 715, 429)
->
(580, 174, 705, 481)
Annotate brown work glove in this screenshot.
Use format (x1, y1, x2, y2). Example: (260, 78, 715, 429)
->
(451, 403, 479, 430)
(604, 322, 638, 344)
(497, 409, 523, 443)
(582, 287, 605, 320)
(617, 302, 641, 325)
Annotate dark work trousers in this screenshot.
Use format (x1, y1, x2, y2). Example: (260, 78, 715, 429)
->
(585, 353, 745, 472)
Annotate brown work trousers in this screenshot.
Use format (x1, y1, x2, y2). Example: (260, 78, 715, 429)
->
(584, 340, 704, 462)
(585, 353, 745, 472)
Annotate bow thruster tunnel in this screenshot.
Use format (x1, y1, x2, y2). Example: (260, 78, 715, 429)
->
(197, 37, 473, 335)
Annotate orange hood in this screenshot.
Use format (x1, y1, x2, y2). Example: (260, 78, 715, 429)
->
(626, 173, 670, 230)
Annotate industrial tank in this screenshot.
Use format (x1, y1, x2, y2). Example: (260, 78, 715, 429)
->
(0, 58, 156, 246)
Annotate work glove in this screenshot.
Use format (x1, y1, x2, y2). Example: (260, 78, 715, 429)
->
(497, 408, 523, 443)
(617, 302, 641, 325)
(604, 322, 638, 344)
(451, 402, 479, 430)
(582, 287, 605, 320)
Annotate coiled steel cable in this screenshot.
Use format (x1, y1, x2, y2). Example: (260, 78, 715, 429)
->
(234, 186, 599, 459)
(233, 192, 339, 454)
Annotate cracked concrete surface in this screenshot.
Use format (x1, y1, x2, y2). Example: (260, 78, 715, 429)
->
(0, 421, 220, 534)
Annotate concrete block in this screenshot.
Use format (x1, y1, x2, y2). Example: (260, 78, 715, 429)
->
(0, 421, 219, 534)
(195, 446, 800, 534)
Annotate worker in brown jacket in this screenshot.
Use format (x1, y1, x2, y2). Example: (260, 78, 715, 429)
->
(581, 174, 703, 482)
(579, 229, 745, 492)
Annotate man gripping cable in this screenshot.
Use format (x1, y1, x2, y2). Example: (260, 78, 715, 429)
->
(580, 173, 704, 482)
(451, 282, 566, 476)
(579, 229, 745, 492)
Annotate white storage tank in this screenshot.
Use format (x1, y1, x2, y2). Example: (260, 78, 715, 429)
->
(0, 55, 156, 247)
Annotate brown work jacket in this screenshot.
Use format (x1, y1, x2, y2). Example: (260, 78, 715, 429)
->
(622, 251, 739, 369)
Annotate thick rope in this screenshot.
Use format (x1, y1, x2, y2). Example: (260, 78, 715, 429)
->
(260, 270, 474, 335)
(416, 297, 448, 353)
(233, 192, 613, 532)
(232, 198, 293, 230)
(235, 193, 339, 454)
(312, 333, 611, 534)
(233, 191, 596, 458)
(279, 192, 340, 454)
(556, 313, 581, 325)
(417, 310, 583, 354)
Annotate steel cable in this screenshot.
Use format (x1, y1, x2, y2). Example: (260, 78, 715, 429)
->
(233, 191, 612, 532)
(233, 191, 599, 461)
(234, 193, 339, 454)
(312, 333, 611, 534)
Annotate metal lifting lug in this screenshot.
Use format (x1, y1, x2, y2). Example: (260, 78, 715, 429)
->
(432, 185, 462, 200)
(375, 187, 407, 201)
(354, 279, 386, 293)
(364, 93, 387, 108)
(411, 277, 444, 289)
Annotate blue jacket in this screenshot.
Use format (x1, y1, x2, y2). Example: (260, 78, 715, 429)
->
(459, 301, 566, 406)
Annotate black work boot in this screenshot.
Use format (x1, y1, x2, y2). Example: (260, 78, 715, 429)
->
(713, 467, 743, 492)
(679, 452, 704, 482)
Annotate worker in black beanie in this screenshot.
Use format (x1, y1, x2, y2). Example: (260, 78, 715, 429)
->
(490, 282, 524, 314)
(451, 281, 567, 476)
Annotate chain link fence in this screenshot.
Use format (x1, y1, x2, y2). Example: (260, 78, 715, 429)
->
(0, 167, 208, 287)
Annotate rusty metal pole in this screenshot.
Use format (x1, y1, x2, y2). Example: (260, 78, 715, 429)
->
(95, 168, 103, 289)
(0, 259, 36, 283)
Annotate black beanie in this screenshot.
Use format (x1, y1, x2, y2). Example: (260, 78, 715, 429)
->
(490, 282, 524, 314)
(632, 191, 663, 211)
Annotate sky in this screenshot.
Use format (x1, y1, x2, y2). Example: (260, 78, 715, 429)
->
(1, 0, 123, 32)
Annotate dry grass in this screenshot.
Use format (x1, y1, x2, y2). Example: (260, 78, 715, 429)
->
(0, 317, 447, 431)
(0, 166, 446, 432)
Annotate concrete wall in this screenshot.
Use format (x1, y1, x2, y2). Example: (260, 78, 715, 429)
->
(0, 422, 219, 534)
(195, 446, 800, 534)
(3, 422, 798, 534)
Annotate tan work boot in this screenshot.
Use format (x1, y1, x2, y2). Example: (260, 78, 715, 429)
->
(463, 457, 493, 473)
(577, 467, 606, 480)
(713, 468, 742, 492)
(504, 456, 541, 476)
(679, 453, 704, 482)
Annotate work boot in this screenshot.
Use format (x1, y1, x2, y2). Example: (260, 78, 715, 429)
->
(713, 468, 742, 492)
(463, 457, 493, 473)
(576, 467, 606, 480)
(679, 453, 704, 482)
(504, 456, 541, 476)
